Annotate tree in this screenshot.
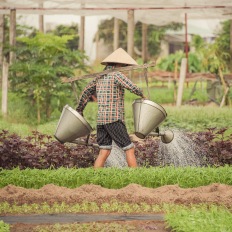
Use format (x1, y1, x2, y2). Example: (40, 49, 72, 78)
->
(47, 23, 80, 51)
(95, 18, 182, 58)
(94, 18, 127, 50)
(2, 15, 37, 61)
(156, 50, 202, 73)
(214, 20, 231, 72)
(134, 22, 182, 58)
(9, 33, 89, 123)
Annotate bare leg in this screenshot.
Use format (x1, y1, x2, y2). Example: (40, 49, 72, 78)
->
(125, 147, 137, 167)
(94, 149, 111, 168)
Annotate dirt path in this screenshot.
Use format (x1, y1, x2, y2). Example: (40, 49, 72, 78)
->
(1, 183, 232, 231)
(1, 183, 232, 206)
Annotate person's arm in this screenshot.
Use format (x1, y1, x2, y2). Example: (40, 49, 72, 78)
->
(114, 72, 145, 98)
(76, 79, 96, 115)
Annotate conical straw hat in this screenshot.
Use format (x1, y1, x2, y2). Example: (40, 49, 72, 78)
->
(101, 48, 138, 66)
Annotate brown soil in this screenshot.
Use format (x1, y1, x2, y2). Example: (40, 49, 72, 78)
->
(1, 183, 232, 231)
(1, 183, 232, 206)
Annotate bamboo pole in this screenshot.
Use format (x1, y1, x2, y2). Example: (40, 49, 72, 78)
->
(229, 19, 232, 73)
(176, 58, 187, 107)
(127, 9, 134, 57)
(79, 15, 85, 51)
(2, 58, 8, 117)
(142, 23, 148, 63)
(61, 63, 155, 83)
(113, 18, 119, 50)
(0, 15, 4, 67)
(173, 60, 178, 101)
(220, 86, 230, 107)
(39, 2, 44, 33)
(9, 9, 16, 65)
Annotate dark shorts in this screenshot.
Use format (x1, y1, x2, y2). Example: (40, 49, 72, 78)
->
(97, 120, 134, 151)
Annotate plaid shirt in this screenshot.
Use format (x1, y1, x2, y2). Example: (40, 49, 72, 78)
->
(76, 67, 144, 125)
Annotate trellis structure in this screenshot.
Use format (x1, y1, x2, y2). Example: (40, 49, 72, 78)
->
(0, 0, 232, 114)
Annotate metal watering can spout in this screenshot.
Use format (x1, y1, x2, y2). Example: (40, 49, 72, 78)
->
(132, 99, 174, 144)
(149, 128, 174, 144)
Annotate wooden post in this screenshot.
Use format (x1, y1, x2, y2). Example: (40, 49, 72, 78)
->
(142, 23, 148, 63)
(113, 18, 119, 50)
(9, 9, 16, 65)
(230, 19, 232, 72)
(176, 58, 187, 107)
(220, 86, 230, 107)
(0, 15, 4, 67)
(79, 16, 85, 51)
(127, 9, 134, 57)
(39, 2, 44, 33)
(2, 58, 8, 117)
(173, 60, 178, 102)
(79, 3, 85, 52)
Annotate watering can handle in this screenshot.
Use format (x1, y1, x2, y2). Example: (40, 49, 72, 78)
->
(144, 67, 151, 100)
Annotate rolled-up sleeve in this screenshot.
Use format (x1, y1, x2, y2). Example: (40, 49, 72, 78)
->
(114, 72, 144, 97)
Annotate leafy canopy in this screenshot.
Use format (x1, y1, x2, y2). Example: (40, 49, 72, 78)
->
(9, 32, 89, 123)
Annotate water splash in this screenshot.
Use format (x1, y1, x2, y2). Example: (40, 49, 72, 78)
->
(105, 129, 205, 168)
(105, 141, 128, 168)
(158, 129, 204, 167)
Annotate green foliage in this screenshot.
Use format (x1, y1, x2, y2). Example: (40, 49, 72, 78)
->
(215, 20, 231, 71)
(48, 23, 80, 51)
(165, 205, 232, 232)
(0, 221, 10, 232)
(156, 50, 202, 73)
(0, 90, 231, 136)
(1, 166, 232, 189)
(134, 22, 183, 58)
(9, 32, 89, 123)
(95, 18, 127, 50)
(2, 15, 37, 59)
(191, 34, 205, 51)
(158, 20, 232, 74)
(96, 18, 182, 58)
(1, 203, 231, 232)
(191, 27, 230, 74)
(0, 201, 162, 214)
(163, 105, 232, 134)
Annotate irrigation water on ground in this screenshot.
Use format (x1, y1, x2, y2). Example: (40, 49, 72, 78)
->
(158, 129, 204, 167)
(106, 129, 204, 168)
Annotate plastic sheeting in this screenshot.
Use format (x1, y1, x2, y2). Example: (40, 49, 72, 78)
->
(0, 0, 232, 25)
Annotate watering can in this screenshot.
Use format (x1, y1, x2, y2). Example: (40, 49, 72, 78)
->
(132, 99, 174, 144)
(54, 100, 174, 146)
(54, 105, 97, 146)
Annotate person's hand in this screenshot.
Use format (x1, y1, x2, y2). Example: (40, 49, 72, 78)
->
(141, 95, 147, 99)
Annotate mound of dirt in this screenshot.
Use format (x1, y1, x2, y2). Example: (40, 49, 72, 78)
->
(1, 183, 232, 206)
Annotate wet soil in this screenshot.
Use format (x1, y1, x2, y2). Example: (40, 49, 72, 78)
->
(1, 183, 232, 207)
(1, 183, 232, 231)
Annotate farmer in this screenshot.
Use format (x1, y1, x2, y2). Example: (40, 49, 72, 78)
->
(76, 48, 145, 168)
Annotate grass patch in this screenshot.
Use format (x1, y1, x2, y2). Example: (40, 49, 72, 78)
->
(1, 166, 232, 189)
(1, 203, 232, 232)
(0, 86, 231, 137)
(0, 104, 232, 137)
(0, 220, 10, 232)
(0, 201, 163, 214)
(1, 201, 231, 215)
(165, 204, 232, 232)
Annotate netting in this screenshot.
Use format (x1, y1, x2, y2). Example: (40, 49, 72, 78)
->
(0, 0, 232, 25)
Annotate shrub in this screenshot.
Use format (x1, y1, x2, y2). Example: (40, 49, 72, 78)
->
(0, 128, 231, 169)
